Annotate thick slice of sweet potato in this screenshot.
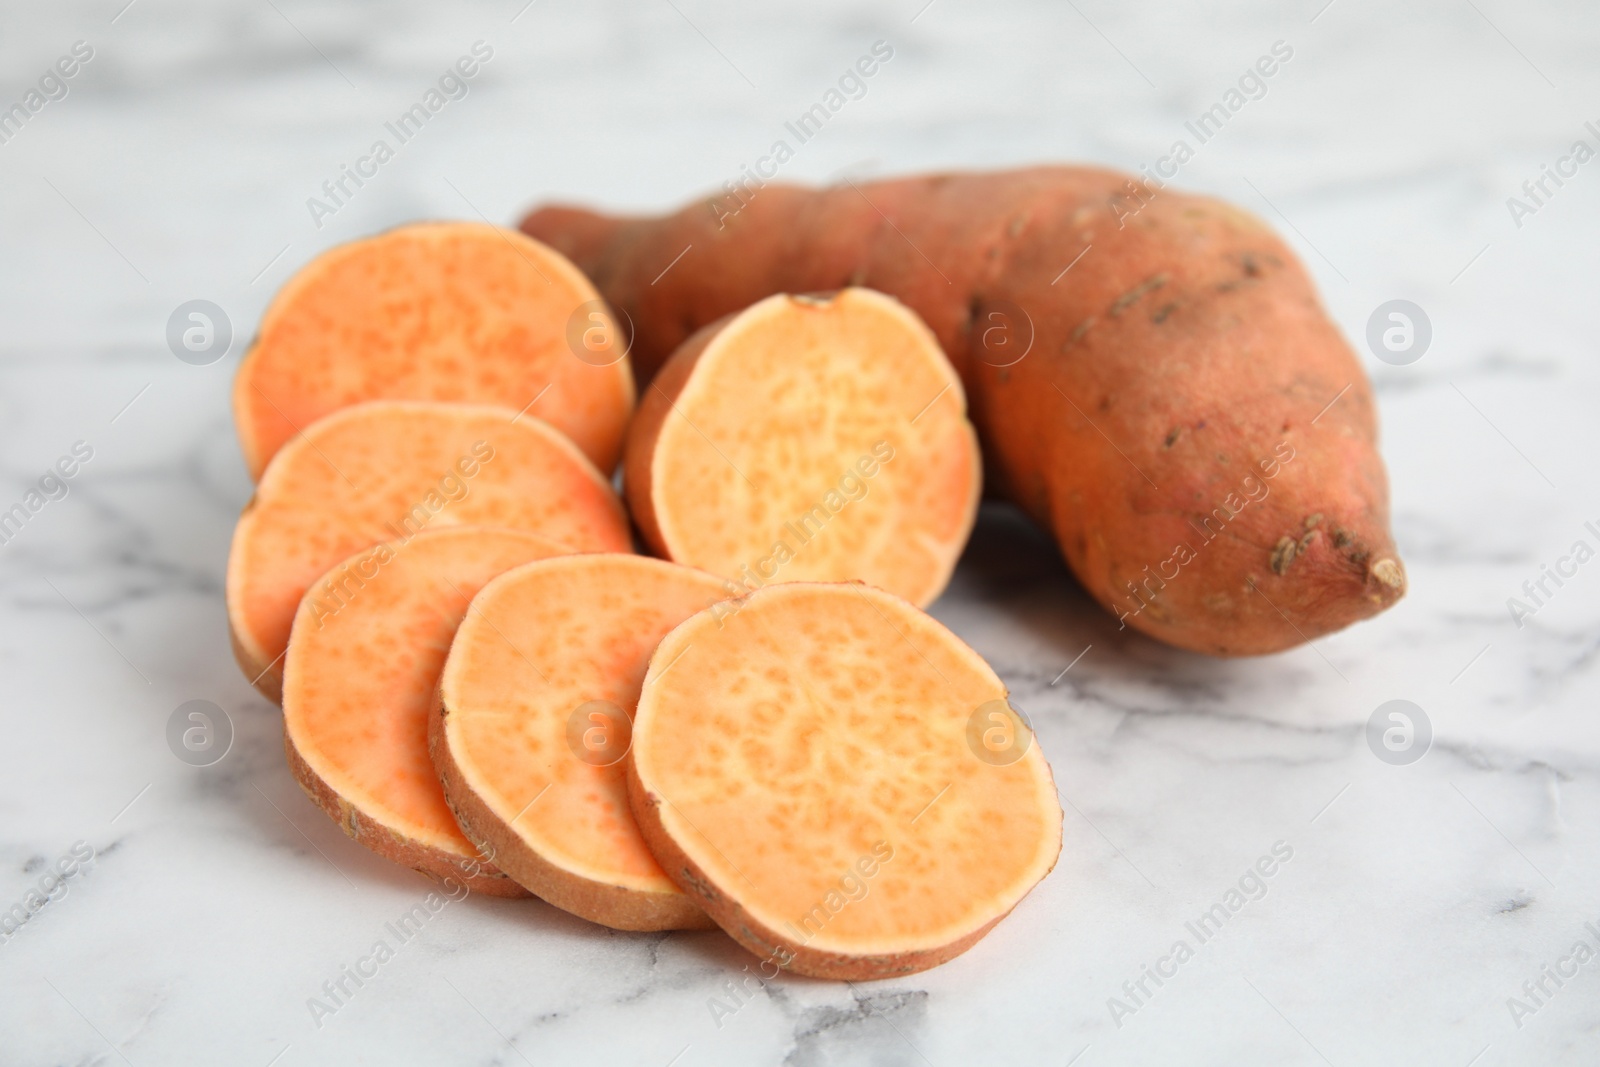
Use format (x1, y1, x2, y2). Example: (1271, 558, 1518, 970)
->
(282, 526, 568, 896)
(629, 581, 1062, 979)
(432, 553, 730, 931)
(233, 221, 634, 480)
(624, 288, 980, 607)
(228, 400, 630, 701)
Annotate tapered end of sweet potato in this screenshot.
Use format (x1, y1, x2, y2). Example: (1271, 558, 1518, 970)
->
(1058, 464, 1408, 658)
(520, 205, 630, 275)
(984, 185, 1410, 657)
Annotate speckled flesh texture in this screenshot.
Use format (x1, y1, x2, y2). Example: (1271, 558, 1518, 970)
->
(623, 288, 981, 607)
(628, 581, 1062, 979)
(432, 554, 730, 931)
(227, 400, 631, 701)
(282, 527, 569, 896)
(523, 167, 1405, 655)
(234, 221, 634, 481)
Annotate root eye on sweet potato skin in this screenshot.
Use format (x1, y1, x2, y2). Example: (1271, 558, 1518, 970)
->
(523, 166, 1406, 655)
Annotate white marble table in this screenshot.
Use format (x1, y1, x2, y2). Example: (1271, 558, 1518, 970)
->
(2, 1, 1597, 1063)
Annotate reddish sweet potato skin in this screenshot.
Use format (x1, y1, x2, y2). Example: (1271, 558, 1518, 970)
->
(523, 167, 1404, 655)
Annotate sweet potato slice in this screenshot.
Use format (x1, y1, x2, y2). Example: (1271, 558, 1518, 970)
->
(282, 527, 568, 896)
(628, 581, 1062, 979)
(432, 554, 730, 931)
(623, 288, 980, 607)
(233, 221, 634, 480)
(227, 400, 630, 701)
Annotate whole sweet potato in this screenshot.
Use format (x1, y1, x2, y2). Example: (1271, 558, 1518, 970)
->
(523, 167, 1404, 655)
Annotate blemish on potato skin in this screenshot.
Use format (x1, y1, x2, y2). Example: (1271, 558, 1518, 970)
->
(1270, 536, 1297, 575)
(1109, 274, 1169, 317)
(681, 866, 720, 903)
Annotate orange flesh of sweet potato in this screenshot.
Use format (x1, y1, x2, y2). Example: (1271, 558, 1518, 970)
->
(282, 527, 569, 896)
(227, 400, 630, 701)
(432, 553, 732, 931)
(233, 221, 634, 480)
(628, 581, 1062, 979)
(523, 167, 1406, 655)
(624, 288, 980, 607)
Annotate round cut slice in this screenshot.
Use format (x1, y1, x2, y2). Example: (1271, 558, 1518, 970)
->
(432, 554, 732, 931)
(234, 221, 634, 480)
(227, 400, 630, 701)
(624, 288, 981, 607)
(283, 527, 569, 896)
(629, 581, 1062, 979)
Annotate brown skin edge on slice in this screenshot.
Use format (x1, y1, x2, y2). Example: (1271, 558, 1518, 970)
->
(230, 607, 283, 704)
(282, 718, 529, 898)
(227, 497, 284, 703)
(622, 311, 718, 559)
(626, 758, 1047, 980)
(429, 684, 717, 932)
